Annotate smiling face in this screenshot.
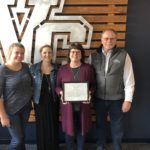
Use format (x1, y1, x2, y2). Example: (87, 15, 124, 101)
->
(101, 30, 117, 53)
(40, 46, 53, 63)
(9, 46, 25, 64)
(69, 48, 82, 63)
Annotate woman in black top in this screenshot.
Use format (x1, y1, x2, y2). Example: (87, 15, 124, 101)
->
(0, 43, 33, 150)
(30, 45, 59, 150)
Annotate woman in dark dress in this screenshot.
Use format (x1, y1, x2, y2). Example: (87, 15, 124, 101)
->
(30, 45, 59, 150)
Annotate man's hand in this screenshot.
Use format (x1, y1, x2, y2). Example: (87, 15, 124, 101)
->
(122, 101, 132, 112)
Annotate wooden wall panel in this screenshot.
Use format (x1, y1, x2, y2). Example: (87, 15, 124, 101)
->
(54, 0, 128, 64)
(65, 0, 128, 5)
(84, 16, 127, 23)
(62, 6, 127, 14)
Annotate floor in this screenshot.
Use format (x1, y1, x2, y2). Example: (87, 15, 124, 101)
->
(1, 143, 150, 150)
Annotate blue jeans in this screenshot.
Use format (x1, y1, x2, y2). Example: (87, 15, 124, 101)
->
(94, 99, 124, 150)
(65, 110, 85, 150)
(8, 106, 31, 150)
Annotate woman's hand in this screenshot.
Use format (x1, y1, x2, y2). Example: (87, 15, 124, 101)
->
(0, 99, 11, 127)
(0, 115, 11, 128)
(60, 91, 69, 105)
(82, 91, 91, 104)
(82, 101, 90, 104)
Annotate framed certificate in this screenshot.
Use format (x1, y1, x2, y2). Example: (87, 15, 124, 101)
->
(63, 82, 89, 102)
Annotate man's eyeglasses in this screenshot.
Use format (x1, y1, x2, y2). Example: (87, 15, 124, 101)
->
(102, 38, 116, 41)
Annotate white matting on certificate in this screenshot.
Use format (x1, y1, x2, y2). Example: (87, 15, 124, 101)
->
(63, 82, 89, 102)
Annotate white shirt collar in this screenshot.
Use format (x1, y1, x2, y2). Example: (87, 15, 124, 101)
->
(102, 49, 113, 56)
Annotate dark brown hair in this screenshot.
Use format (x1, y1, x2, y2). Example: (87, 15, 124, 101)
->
(68, 42, 85, 63)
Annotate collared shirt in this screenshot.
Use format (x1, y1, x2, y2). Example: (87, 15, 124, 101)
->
(102, 49, 135, 102)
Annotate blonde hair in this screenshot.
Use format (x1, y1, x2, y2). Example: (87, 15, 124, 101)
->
(7, 43, 25, 60)
(39, 45, 52, 53)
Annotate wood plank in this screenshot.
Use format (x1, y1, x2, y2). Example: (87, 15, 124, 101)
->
(93, 24, 126, 31)
(65, 0, 128, 5)
(55, 40, 125, 49)
(84, 15, 127, 23)
(61, 6, 127, 14)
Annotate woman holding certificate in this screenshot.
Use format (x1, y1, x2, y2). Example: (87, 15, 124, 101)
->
(56, 42, 95, 150)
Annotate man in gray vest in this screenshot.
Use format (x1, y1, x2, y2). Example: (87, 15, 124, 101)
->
(89, 29, 135, 150)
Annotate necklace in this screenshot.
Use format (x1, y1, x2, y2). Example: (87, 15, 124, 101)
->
(71, 67, 80, 81)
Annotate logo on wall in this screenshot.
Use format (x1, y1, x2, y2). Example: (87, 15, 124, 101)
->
(0, 0, 93, 64)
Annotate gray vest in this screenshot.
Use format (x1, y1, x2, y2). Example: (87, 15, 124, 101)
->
(91, 47, 127, 100)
